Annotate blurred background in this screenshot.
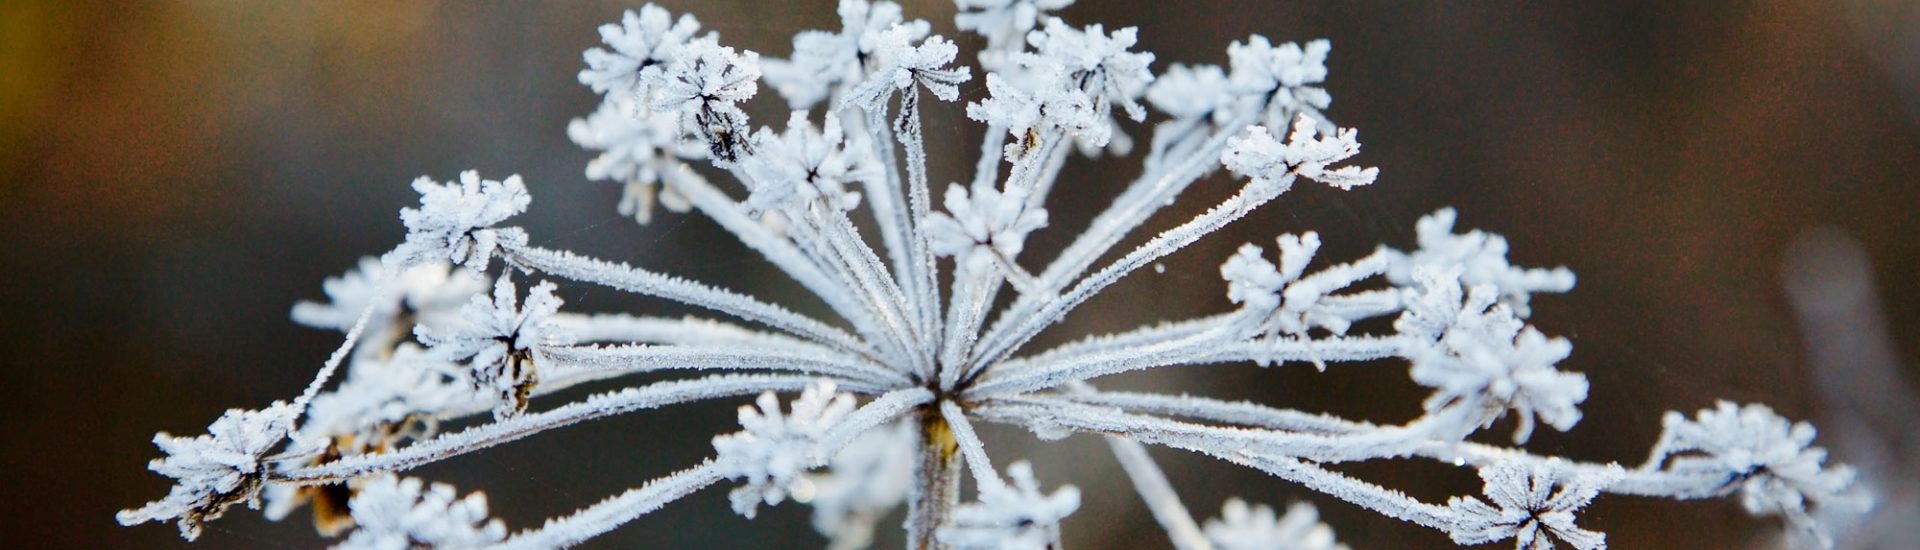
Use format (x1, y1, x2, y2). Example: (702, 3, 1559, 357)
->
(4, 0, 1918, 548)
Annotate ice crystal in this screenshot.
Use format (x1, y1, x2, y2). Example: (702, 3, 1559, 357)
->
(116, 402, 303, 540)
(578, 4, 707, 103)
(1203, 499, 1346, 550)
(713, 382, 859, 518)
(1643, 401, 1866, 547)
(391, 171, 531, 271)
(936, 461, 1080, 550)
(334, 474, 507, 550)
(415, 276, 573, 420)
(120, 1, 1865, 549)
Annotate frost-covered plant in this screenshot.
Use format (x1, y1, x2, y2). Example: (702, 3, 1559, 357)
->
(120, 2, 1867, 548)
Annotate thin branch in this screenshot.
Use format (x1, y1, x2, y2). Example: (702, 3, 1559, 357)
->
(818, 387, 937, 456)
(970, 174, 1295, 375)
(274, 374, 823, 484)
(549, 313, 824, 352)
(941, 400, 1007, 493)
(503, 244, 875, 360)
(1106, 436, 1212, 550)
(542, 343, 910, 388)
(494, 460, 725, 549)
(666, 163, 872, 336)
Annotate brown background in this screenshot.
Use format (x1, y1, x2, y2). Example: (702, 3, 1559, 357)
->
(3, 0, 1917, 548)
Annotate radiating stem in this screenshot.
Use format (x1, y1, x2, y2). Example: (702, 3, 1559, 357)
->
(908, 406, 961, 549)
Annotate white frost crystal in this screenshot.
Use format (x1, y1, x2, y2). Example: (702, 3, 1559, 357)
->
(744, 111, 877, 213)
(391, 171, 531, 271)
(1228, 36, 1334, 131)
(578, 4, 706, 103)
(117, 402, 302, 540)
(1381, 208, 1575, 317)
(763, 0, 927, 109)
(1399, 267, 1587, 443)
(1223, 115, 1378, 191)
(333, 474, 506, 550)
(714, 381, 858, 518)
(927, 180, 1049, 276)
(937, 461, 1081, 550)
(1021, 18, 1155, 123)
(565, 98, 702, 224)
(1446, 460, 1620, 550)
(1647, 401, 1865, 547)
(649, 37, 761, 164)
(415, 276, 571, 420)
(843, 25, 970, 109)
(1204, 499, 1347, 550)
(954, 0, 1074, 64)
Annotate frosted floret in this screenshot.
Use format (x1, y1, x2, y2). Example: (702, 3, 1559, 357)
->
(968, 71, 1101, 155)
(578, 4, 706, 103)
(1445, 460, 1621, 550)
(1649, 401, 1864, 547)
(954, 0, 1074, 56)
(566, 98, 703, 224)
(1227, 36, 1334, 131)
(763, 0, 927, 109)
(1223, 116, 1378, 191)
(334, 475, 506, 550)
(937, 461, 1080, 550)
(1222, 243, 1290, 314)
(926, 181, 1049, 276)
(1021, 18, 1155, 122)
(843, 26, 971, 109)
(1399, 267, 1586, 443)
(415, 277, 571, 420)
(116, 402, 301, 541)
(1204, 499, 1347, 550)
(1381, 208, 1576, 317)
(649, 38, 761, 165)
(301, 344, 470, 439)
(744, 111, 878, 213)
(1148, 63, 1235, 123)
(805, 421, 914, 550)
(713, 382, 858, 519)
(391, 171, 531, 271)
(291, 257, 485, 334)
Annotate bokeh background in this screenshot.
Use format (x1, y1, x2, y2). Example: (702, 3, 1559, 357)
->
(4, 0, 1918, 548)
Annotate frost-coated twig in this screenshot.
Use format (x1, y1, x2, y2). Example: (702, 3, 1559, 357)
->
(1107, 436, 1211, 550)
(275, 374, 819, 484)
(503, 244, 873, 358)
(496, 460, 726, 549)
(969, 176, 1292, 373)
(542, 343, 909, 388)
(941, 400, 1007, 493)
(664, 163, 867, 330)
(550, 313, 821, 351)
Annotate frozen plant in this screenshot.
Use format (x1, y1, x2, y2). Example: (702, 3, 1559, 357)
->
(119, 1, 1867, 549)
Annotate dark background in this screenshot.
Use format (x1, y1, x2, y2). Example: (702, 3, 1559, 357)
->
(3, 1, 1917, 548)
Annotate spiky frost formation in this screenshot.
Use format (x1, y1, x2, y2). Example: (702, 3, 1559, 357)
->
(1445, 461, 1620, 550)
(1204, 499, 1347, 550)
(390, 171, 531, 271)
(117, 403, 303, 540)
(117, 2, 1864, 549)
(714, 382, 859, 518)
(333, 475, 506, 550)
(937, 461, 1080, 550)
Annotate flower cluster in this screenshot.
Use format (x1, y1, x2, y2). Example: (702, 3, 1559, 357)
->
(119, 1, 1866, 549)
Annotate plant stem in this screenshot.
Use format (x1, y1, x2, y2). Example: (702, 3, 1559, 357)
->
(907, 405, 960, 549)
